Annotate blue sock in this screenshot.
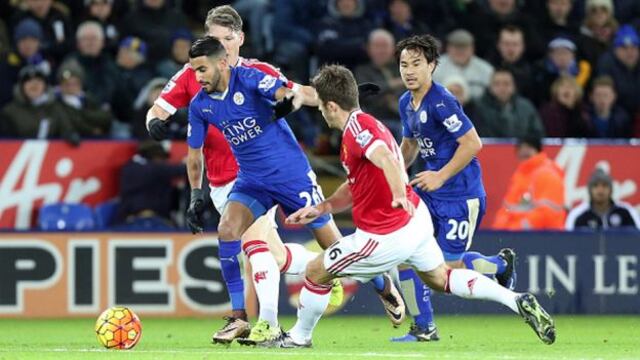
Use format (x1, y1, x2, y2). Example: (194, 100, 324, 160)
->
(462, 251, 506, 276)
(218, 240, 245, 311)
(370, 275, 385, 292)
(398, 268, 434, 330)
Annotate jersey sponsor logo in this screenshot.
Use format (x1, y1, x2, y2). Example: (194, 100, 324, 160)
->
(162, 80, 176, 94)
(444, 114, 463, 132)
(258, 75, 277, 91)
(221, 117, 264, 145)
(420, 110, 428, 123)
(355, 129, 373, 148)
(233, 92, 245, 105)
(415, 135, 436, 158)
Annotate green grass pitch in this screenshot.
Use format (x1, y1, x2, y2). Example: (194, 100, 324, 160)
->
(0, 315, 638, 359)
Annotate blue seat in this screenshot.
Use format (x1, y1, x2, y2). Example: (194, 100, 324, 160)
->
(38, 203, 95, 231)
(94, 199, 119, 230)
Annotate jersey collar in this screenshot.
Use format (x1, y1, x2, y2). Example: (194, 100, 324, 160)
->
(207, 66, 235, 100)
(344, 109, 363, 133)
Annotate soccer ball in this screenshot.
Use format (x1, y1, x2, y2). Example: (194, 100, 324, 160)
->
(95, 306, 142, 349)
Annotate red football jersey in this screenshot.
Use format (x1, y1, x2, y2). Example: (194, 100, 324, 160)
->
(341, 110, 419, 234)
(155, 58, 296, 186)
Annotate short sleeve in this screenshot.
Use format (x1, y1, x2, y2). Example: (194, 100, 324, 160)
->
(433, 92, 473, 139)
(187, 100, 207, 149)
(240, 67, 286, 101)
(155, 65, 193, 115)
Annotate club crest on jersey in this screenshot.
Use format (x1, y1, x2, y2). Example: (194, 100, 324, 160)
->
(233, 91, 245, 105)
(258, 75, 277, 91)
(444, 114, 463, 132)
(420, 110, 428, 123)
(355, 129, 373, 148)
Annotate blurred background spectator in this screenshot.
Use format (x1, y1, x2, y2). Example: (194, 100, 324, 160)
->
(434, 29, 494, 101)
(81, 0, 121, 56)
(474, 68, 544, 138)
(114, 140, 185, 229)
(539, 75, 593, 137)
(577, 0, 618, 68)
(382, 0, 430, 41)
(488, 25, 535, 100)
(587, 75, 632, 137)
(0, 65, 78, 142)
(566, 168, 640, 230)
(156, 29, 192, 79)
(493, 137, 566, 230)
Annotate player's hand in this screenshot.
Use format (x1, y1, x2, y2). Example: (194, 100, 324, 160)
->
(392, 197, 415, 216)
(286, 206, 323, 225)
(410, 171, 446, 192)
(148, 118, 169, 141)
(186, 188, 205, 234)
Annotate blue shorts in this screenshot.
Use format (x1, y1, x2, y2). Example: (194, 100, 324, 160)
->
(421, 195, 486, 262)
(228, 171, 332, 230)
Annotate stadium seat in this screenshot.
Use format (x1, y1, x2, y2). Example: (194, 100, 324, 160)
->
(94, 199, 119, 230)
(38, 203, 95, 231)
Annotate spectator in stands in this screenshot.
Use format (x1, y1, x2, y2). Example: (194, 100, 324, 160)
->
(232, 0, 270, 58)
(488, 25, 535, 100)
(354, 29, 403, 134)
(314, 0, 373, 70)
(10, 0, 73, 62)
(112, 36, 153, 125)
(434, 29, 494, 101)
(442, 75, 477, 120)
(156, 29, 192, 79)
(65, 21, 118, 107)
(119, 0, 188, 66)
(54, 59, 112, 137)
(9, 19, 52, 77)
(0, 65, 78, 143)
(540, 75, 593, 137)
(474, 68, 544, 138)
(566, 168, 640, 230)
(493, 137, 566, 230)
(0, 19, 9, 54)
(597, 25, 640, 117)
(382, 0, 430, 42)
(272, 0, 328, 82)
(578, 0, 618, 68)
(537, 0, 580, 45)
(463, 0, 544, 59)
(587, 75, 632, 137)
(82, 0, 121, 56)
(115, 140, 185, 228)
(533, 37, 592, 105)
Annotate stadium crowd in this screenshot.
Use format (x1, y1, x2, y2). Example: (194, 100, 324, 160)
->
(1, 0, 639, 231)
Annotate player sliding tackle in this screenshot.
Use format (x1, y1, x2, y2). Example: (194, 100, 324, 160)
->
(186, 36, 405, 346)
(281, 65, 556, 348)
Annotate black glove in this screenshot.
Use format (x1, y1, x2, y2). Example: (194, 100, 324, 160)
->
(358, 82, 381, 99)
(273, 93, 295, 119)
(148, 118, 169, 141)
(186, 188, 205, 234)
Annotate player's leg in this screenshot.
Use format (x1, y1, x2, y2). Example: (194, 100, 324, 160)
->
(405, 206, 555, 345)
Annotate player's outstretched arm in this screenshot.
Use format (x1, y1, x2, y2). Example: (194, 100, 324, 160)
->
(286, 182, 352, 225)
(368, 145, 415, 216)
(400, 137, 419, 169)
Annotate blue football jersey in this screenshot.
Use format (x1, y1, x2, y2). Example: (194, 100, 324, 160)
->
(399, 82, 486, 200)
(188, 66, 311, 184)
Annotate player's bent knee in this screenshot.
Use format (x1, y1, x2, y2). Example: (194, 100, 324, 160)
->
(217, 220, 243, 241)
(304, 254, 333, 284)
(418, 264, 449, 292)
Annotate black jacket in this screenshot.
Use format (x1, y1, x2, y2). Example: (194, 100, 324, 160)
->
(566, 201, 640, 230)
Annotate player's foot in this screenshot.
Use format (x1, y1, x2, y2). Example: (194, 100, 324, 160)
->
(496, 248, 517, 290)
(390, 323, 440, 342)
(211, 316, 251, 344)
(516, 293, 556, 345)
(329, 278, 344, 307)
(276, 332, 313, 348)
(375, 273, 406, 327)
(237, 320, 282, 347)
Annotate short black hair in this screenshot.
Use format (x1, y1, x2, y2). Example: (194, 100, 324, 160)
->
(396, 34, 440, 67)
(188, 36, 226, 59)
(517, 136, 542, 152)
